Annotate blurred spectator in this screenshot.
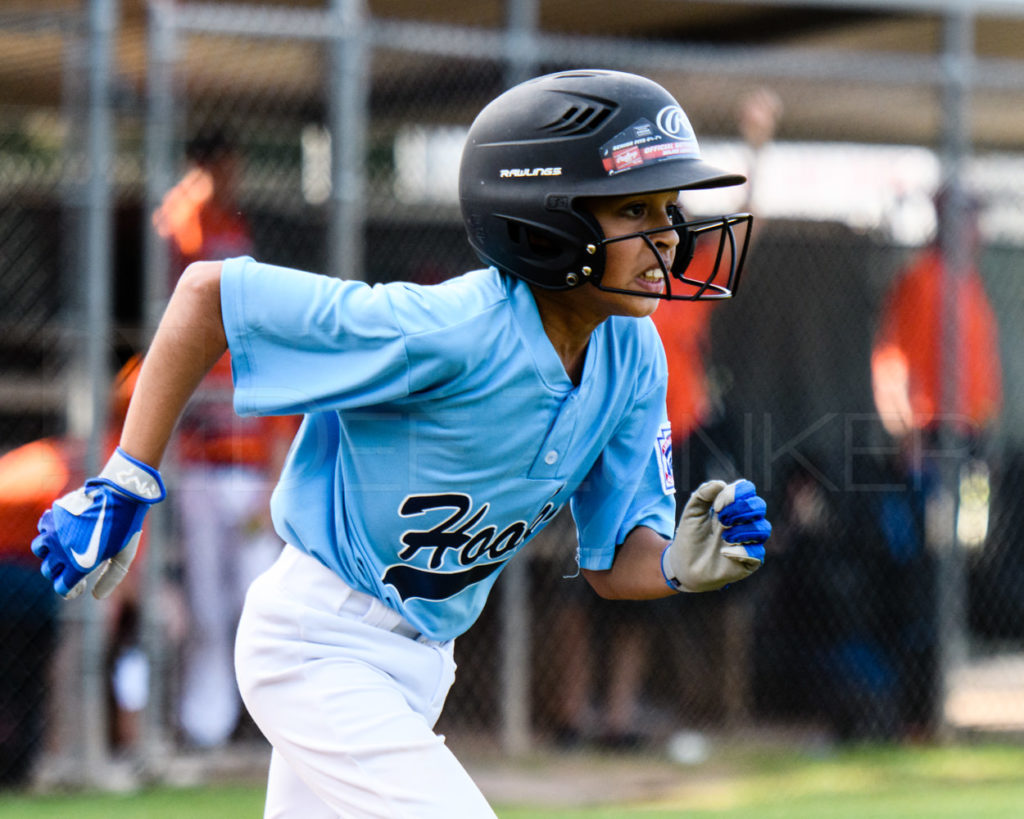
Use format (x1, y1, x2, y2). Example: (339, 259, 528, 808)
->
(153, 127, 252, 275)
(867, 186, 1002, 738)
(650, 254, 725, 496)
(871, 187, 1002, 444)
(761, 460, 905, 741)
(543, 89, 781, 750)
(0, 439, 65, 786)
(659, 84, 784, 490)
(735, 86, 783, 214)
(154, 127, 296, 749)
(753, 189, 1002, 743)
(174, 361, 296, 749)
(0, 355, 146, 782)
(541, 508, 662, 749)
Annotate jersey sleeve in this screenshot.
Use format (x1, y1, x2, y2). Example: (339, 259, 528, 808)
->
(571, 333, 676, 571)
(220, 257, 415, 416)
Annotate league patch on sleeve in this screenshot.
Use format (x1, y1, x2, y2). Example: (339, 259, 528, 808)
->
(655, 421, 675, 495)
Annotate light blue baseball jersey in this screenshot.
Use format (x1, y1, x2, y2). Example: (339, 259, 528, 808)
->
(220, 256, 676, 641)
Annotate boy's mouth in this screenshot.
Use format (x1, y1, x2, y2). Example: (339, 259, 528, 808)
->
(635, 267, 666, 293)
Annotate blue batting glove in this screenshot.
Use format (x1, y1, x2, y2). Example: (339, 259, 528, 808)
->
(662, 478, 771, 592)
(716, 478, 771, 566)
(31, 447, 165, 599)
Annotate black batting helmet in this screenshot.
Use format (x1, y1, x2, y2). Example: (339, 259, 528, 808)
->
(459, 69, 752, 299)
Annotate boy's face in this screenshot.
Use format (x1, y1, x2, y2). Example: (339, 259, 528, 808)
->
(579, 190, 681, 319)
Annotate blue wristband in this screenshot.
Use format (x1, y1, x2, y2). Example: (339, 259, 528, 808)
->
(660, 544, 683, 591)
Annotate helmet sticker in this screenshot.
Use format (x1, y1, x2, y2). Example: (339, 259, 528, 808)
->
(600, 106, 700, 176)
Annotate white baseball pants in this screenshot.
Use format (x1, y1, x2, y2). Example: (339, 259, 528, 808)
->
(234, 544, 497, 819)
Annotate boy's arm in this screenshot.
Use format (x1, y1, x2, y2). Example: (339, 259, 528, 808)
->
(121, 260, 227, 466)
(32, 261, 227, 599)
(583, 526, 675, 600)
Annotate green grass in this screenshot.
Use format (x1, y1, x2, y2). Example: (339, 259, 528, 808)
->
(3, 743, 1024, 818)
(499, 743, 1024, 819)
(0, 784, 267, 818)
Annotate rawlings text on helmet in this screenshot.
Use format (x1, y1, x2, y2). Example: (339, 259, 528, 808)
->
(499, 167, 563, 179)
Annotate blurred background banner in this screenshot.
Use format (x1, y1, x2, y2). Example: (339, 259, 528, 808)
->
(1, 0, 1023, 793)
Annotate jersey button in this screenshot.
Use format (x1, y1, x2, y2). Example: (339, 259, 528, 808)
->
(544, 450, 558, 465)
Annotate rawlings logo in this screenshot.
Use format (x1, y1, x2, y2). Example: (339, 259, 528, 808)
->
(382, 493, 561, 601)
(655, 105, 694, 141)
(499, 167, 562, 179)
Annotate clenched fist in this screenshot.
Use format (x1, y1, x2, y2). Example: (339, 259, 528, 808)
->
(662, 479, 770, 592)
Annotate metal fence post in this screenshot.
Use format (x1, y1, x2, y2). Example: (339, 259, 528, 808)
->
(327, 0, 368, 281)
(934, 6, 975, 742)
(498, 0, 540, 759)
(140, 0, 179, 776)
(76, 0, 119, 785)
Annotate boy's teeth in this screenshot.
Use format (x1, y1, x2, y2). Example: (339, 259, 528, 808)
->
(640, 269, 663, 281)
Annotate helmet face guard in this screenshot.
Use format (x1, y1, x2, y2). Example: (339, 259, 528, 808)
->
(459, 69, 753, 302)
(589, 211, 753, 300)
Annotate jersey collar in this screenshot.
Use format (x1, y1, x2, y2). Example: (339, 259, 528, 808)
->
(506, 272, 599, 394)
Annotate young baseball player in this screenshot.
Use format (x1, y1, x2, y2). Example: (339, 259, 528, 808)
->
(32, 70, 771, 817)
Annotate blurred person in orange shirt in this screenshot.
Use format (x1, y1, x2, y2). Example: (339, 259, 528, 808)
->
(871, 188, 1002, 446)
(154, 128, 297, 749)
(0, 357, 150, 782)
(545, 249, 727, 749)
(548, 89, 779, 750)
(868, 187, 1002, 738)
(0, 439, 67, 786)
(649, 276, 719, 493)
(153, 128, 252, 274)
(654, 85, 781, 495)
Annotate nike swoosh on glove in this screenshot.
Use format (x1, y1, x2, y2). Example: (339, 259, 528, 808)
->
(661, 478, 771, 593)
(31, 447, 165, 600)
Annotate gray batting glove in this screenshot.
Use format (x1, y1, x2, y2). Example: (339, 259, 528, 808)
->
(661, 479, 771, 593)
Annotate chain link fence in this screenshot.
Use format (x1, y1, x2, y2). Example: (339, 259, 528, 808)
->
(1, 0, 1023, 795)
